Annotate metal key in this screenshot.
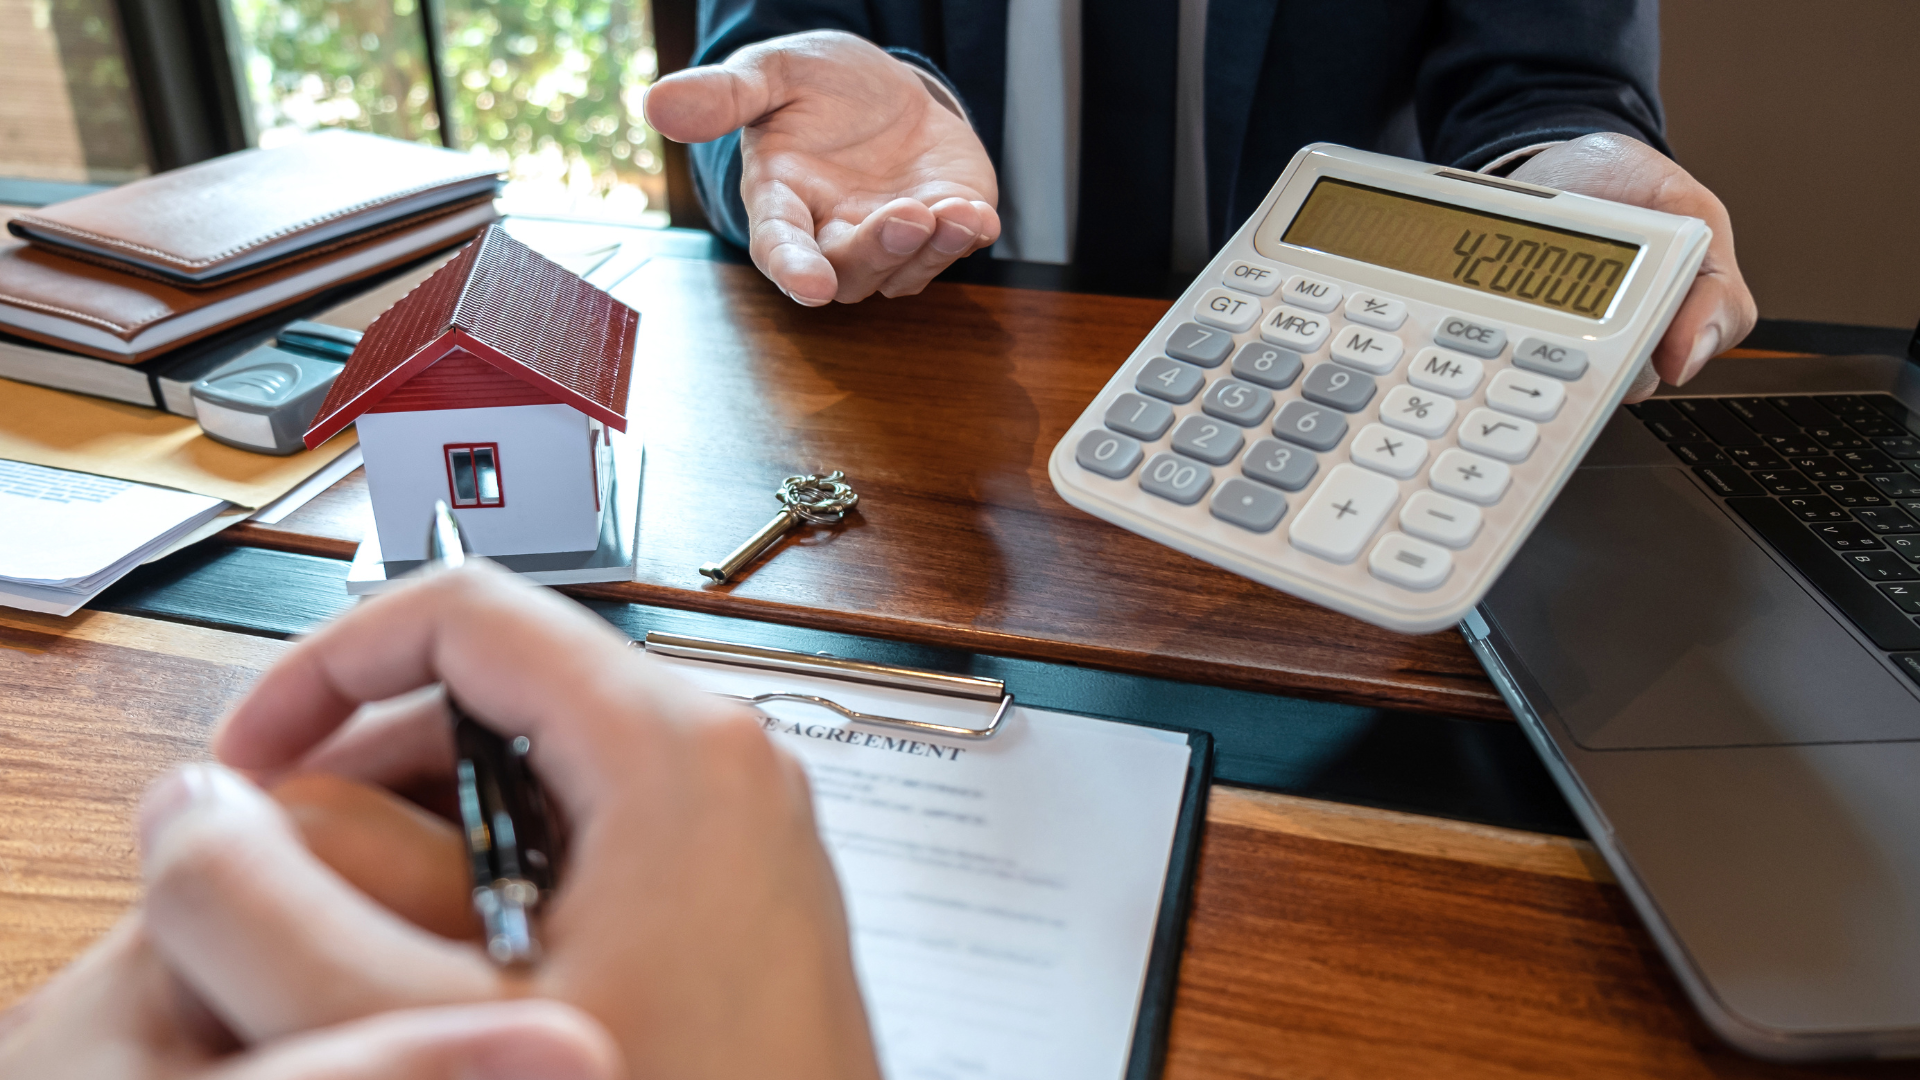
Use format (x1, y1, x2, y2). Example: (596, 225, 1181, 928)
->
(699, 471, 860, 583)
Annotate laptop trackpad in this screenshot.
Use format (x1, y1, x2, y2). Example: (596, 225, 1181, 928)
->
(1485, 466, 1920, 749)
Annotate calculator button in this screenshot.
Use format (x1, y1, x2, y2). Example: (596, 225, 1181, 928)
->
(1343, 292, 1407, 330)
(1272, 400, 1347, 452)
(1433, 314, 1507, 358)
(1289, 463, 1399, 563)
(1138, 452, 1214, 504)
(1368, 532, 1453, 590)
(1170, 415, 1246, 465)
(1103, 392, 1175, 440)
(1512, 336, 1589, 380)
(1430, 448, 1511, 505)
(1230, 341, 1304, 389)
(1282, 274, 1342, 313)
(1195, 288, 1262, 333)
(1210, 477, 1288, 532)
(1328, 326, 1405, 375)
(1486, 368, 1566, 422)
(1407, 346, 1484, 399)
(1301, 362, 1376, 412)
(1458, 407, 1539, 463)
(1242, 437, 1319, 490)
(1379, 384, 1457, 440)
(1222, 260, 1282, 296)
(1136, 356, 1204, 403)
(1164, 322, 1234, 367)
(1201, 378, 1275, 427)
(1260, 305, 1334, 352)
(1075, 429, 1143, 478)
(1399, 490, 1482, 548)
(1349, 422, 1429, 480)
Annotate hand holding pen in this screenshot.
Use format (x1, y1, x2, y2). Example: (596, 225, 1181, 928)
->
(125, 554, 886, 1080)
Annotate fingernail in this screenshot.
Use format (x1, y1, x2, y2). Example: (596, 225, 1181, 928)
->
(879, 216, 931, 256)
(138, 763, 248, 855)
(1680, 325, 1722, 384)
(930, 219, 976, 256)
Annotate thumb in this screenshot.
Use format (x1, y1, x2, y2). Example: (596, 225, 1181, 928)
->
(644, 53, 780, 144)
(206, 1000, 622, 1080)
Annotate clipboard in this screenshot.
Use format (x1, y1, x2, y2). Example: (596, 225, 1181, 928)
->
(642, 632, 1212, 1080)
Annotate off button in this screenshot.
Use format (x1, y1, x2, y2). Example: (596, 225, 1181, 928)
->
(1433, 315, 1507, 358)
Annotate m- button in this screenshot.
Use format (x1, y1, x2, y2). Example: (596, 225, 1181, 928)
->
(1433, 315, 1507, 358)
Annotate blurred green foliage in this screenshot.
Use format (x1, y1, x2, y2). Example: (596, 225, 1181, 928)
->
(228, 0, 665, 211)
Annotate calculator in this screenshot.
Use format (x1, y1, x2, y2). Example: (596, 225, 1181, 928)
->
(1048, 143, 1711, 633)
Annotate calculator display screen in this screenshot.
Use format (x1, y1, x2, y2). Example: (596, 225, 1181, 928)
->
(1274, 178, 1641, 319)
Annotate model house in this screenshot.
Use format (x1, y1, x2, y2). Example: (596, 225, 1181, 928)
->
(303, 225, 638, 561)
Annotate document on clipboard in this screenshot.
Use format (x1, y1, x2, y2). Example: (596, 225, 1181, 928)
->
(642, 634, 1210, 1080)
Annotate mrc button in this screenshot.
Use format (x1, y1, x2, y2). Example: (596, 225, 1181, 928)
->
(1433, 315, 1507, 358)
(1512, 337, 1589, 380)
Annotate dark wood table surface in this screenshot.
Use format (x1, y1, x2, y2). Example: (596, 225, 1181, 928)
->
(235, 256, 1511, 719)
(4, 606, 1908, 1078)
(6, 243, 1890, 1075)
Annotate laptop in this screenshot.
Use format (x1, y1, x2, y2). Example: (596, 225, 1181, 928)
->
(1463, 322, 1920, 1062)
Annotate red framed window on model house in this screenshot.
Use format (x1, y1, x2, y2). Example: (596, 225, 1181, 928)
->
(444, 443, 504, 508)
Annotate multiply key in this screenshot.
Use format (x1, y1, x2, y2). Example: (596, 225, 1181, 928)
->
(699, 471, 860, 583)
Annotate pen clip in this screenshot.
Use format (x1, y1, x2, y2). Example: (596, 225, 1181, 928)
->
(426, 500, 469, 568)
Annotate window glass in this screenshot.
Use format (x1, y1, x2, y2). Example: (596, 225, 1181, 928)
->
(227, 0, 440, 145)
(224, 0, 667, 224)
(473, 445, 499, 501)
(448, 446, 477, 504)
(1, 0, 150, 183)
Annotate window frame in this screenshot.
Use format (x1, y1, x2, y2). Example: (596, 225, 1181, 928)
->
(443, 441, 504, 508)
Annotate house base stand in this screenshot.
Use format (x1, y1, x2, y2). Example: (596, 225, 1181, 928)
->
(346, 431, 642, 594)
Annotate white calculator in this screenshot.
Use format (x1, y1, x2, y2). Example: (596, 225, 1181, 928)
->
(1049, 143, 1711, 634)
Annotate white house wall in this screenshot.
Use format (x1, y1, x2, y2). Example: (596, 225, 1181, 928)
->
(357, 404, 604, 559)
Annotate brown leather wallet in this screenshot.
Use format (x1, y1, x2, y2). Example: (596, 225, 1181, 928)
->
(7, 130, 502, 287)
(0, 196, 499, 362)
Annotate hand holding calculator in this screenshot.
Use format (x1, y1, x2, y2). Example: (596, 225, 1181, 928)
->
(1050, 144, 1711, 633)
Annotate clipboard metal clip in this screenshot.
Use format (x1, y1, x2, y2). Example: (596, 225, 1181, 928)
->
(640, 632, 1014, 740)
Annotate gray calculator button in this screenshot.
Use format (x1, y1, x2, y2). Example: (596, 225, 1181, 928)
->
(1211, 477, 1288, 532)
(1271, 400, 1347, 452)
(1200, 377, 1274, 427)
(1104, 392, 1175, 440)
(1165, 321, 1234, 367)
(1136, 356, 1204, 403)
(1300, 362, 1376, 412)
(1170, 414, 1246, 465)
(1230, 341, 1304, 389)
(1139, 452, 1214, 504)
(1075, 429, 1143, 477)
(1512, 336, 1590, 380)
(1433, 315, 1507, 358)
(1242, 437, 1318, 491)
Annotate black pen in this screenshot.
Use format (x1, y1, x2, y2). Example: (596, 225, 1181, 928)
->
(426, 500, 560, 966)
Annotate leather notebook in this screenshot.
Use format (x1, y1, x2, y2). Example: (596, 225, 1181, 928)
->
(0, 198, 498, 362)
(6, 131, 501, 286)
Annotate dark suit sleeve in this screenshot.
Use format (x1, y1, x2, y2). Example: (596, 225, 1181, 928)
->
(1412, 0, 1667, 172)
(687, 1, 965, 248)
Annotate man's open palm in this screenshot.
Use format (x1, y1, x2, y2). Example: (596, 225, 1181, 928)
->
(645, 31, 1000, 305)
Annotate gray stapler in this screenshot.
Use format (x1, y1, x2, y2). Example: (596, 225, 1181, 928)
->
(191, 321, 362, 455)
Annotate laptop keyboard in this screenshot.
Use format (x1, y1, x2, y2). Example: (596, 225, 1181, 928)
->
(1627, 394, 1920, 679)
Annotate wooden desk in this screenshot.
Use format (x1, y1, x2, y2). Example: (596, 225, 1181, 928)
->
(4, 607, 1907, 1078)
(233, 257, 1509, 720)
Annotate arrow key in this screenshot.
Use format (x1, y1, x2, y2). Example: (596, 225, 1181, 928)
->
(1486, 368, 1566, 422)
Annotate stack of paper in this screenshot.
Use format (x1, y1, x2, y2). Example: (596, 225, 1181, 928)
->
(0, 460, 227, 615)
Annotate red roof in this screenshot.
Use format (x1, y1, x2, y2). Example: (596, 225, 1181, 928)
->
(303, 224, 638, 447)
